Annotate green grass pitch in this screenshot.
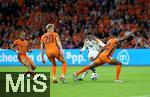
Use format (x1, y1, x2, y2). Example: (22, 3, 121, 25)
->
(0, 66, 150, 97)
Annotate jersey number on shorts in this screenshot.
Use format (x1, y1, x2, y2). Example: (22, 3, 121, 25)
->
(44, 35, 54, 44)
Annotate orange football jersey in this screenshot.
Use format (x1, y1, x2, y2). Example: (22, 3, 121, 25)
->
(41, 32, 60, 52)
(101, 38, 118, 56)
(13, 39, 28, 55)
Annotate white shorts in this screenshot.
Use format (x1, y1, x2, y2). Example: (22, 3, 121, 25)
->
(88, 50, 99, 60)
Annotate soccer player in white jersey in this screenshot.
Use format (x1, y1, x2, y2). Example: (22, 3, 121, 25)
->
(79, 32, 105, 80)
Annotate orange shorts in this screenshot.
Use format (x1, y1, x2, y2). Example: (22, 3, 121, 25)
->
(94, 54, 112, 65)
(46, 49, 65, 64)
(18, 54, 34, 66)
(100, 54, 112, 64)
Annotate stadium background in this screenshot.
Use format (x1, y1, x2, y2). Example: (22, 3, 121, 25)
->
(0, 0, 150, 97)
(0, 0, 149, 49)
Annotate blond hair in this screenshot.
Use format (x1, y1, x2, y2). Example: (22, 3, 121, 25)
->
(46, 24, 54, 30)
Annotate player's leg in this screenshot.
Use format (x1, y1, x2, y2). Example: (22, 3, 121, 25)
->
(26, 56, 36, 70)
(18, 55, 25, 65)
(80, 71, 89, 79)
(79, 68, 96, 81)
(56, 55, 67, 83)
(49, 57, 58, 83)
(20, 56, 36, 77)
(74, 62, 98, 76)
(73, 57, 103, 81)
(31, 62, 36, 70)
(79, 55, 91, 80)
(91, 68, 96, 73)
(89, 56, 96, 73)
(18, 55, 31, 77)
(79, 53, 98, 80)
(102, 55, 123, 82)
(109, 59, 123, 82)
(80, 64, 96, 80)
(26, 57, 41, 80)
(89, 51, 99, 74)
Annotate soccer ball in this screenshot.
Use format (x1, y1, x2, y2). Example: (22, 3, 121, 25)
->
(90, 73, 98, 80)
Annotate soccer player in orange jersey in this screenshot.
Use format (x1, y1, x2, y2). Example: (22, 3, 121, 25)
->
(11, 32, 37, 78)
(73, 29, 137, 83)
(41, 24, 67, 83)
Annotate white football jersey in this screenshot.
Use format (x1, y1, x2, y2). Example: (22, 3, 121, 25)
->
(81, 37, 105, 59)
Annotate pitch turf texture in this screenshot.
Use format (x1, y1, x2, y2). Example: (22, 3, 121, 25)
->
(0, 66, 150, 97)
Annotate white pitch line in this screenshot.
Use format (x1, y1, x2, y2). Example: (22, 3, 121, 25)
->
(131, 95, 150, 97)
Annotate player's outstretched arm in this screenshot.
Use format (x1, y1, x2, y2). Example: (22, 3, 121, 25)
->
(95, 37, 106, 53)
(10, 44, 17, 52)
(95, 37, 105, 47)
(56, 34, 64, 55)
(80, 40, 88, 53)
(27, 42, 32, 52)
(99, 46, 106, 53)
(118, 28, 137, 43)
(40, 41, 45, 64)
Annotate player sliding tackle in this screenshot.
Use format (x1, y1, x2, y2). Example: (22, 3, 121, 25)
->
(10, 32, 38, 79)
(79, 32, 105, 81)
(41, 24, 67, 83)
(73, 29, 137, 83)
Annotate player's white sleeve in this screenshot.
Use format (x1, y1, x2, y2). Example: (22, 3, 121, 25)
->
(81, 44, 86, 52)
(95, 37, 105, 47)
(98, 40, 105, 47)
(80, 40, 87, 52)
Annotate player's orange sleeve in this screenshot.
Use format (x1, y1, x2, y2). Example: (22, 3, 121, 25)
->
(13, 39, 19, 46)
(40, 36, 43, 43)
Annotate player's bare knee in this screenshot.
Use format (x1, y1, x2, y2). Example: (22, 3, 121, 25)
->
(26, 62, 30, 66)
(32, 65, 36, 70)
(89, 62, 97, 69)
(89, 66, 94, 70)
(89, 57, 94, 61)
(110, 59, 121, 65)
(27, 65, 33, 72)
(115, 60, 122, 66)
(61, 60, 66, 65)
(22, 58, 27, 64)
(118, 62, 122, 66)
(52, 62, 57, 66)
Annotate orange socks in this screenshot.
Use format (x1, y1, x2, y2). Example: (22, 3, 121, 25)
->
(51, 61, 67, 79)
(116, 64, 122, 80)
(52, 65, 56, 80)
(76, 66, 90, 76)
(61, 62, 67, 77)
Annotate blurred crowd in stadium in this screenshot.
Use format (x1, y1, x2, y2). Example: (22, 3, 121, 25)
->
(0, 0, 150, 49)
